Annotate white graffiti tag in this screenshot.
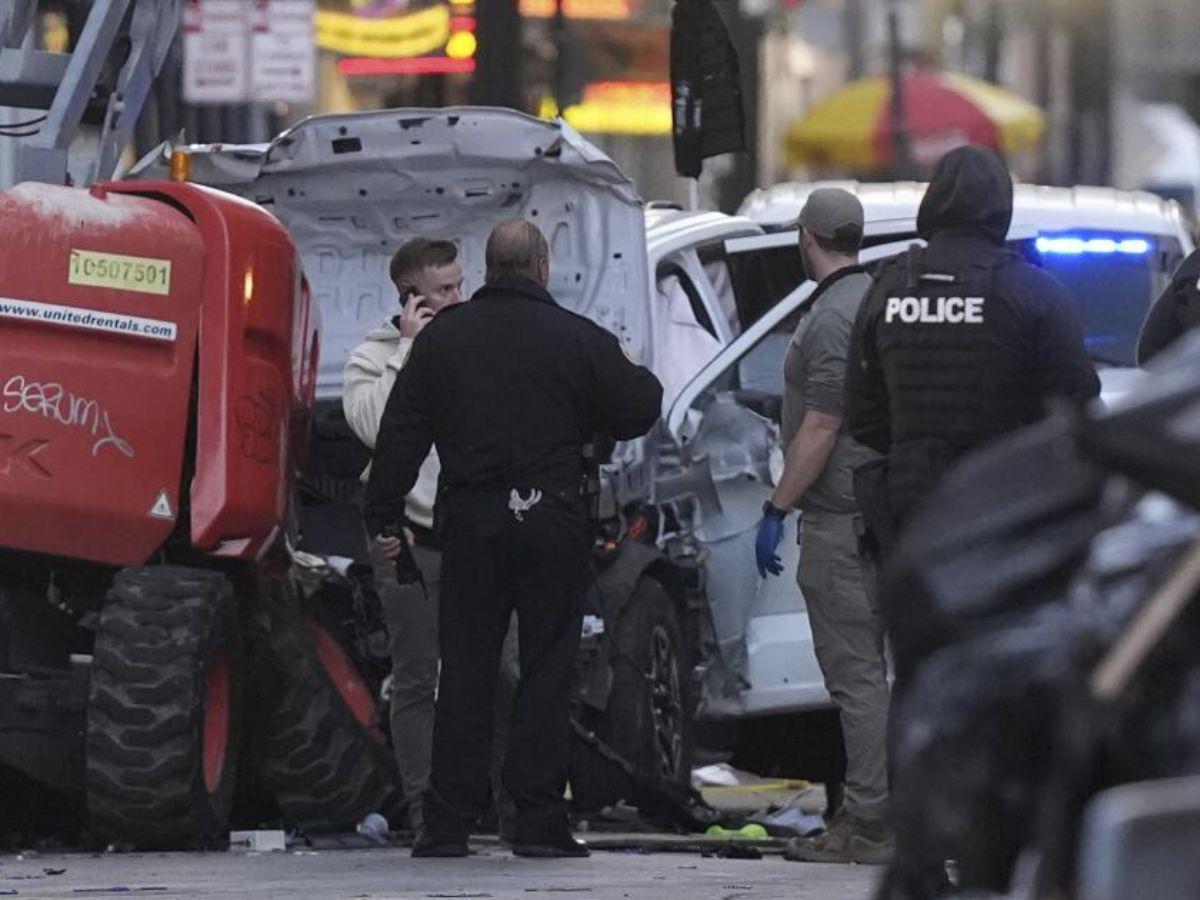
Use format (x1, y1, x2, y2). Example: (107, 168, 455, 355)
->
(3, 375, 135, 458)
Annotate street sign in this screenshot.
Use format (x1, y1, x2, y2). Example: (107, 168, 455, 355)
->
(184, 0, 316, 105)
(183, 0, 249, 105)
(251, 0, 316, 104)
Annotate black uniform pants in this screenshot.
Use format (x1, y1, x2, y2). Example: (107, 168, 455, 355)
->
(423, 485, 590, 844)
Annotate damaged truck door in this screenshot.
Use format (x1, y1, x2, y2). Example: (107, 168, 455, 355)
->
(661, 239, 916, 721)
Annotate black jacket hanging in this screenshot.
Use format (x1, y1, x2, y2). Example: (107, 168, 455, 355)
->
(670, 0, 747, 179)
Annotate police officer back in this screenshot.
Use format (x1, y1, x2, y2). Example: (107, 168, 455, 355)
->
(364, 218, 663, 858)
(846, 144, 1100, 569)
(846, 143, 1100, 900)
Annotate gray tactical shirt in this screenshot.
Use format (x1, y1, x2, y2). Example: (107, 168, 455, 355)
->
(781, 266, 880, 515)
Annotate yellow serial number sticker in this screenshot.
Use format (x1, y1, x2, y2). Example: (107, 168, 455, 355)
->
(68, 250, 172, 296)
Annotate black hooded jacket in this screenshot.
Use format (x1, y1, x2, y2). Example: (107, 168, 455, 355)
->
(846, 146, 1100, 524)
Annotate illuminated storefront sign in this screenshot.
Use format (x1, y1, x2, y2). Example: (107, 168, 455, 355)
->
(338, 55, 475, 75)
(520, 0, 631, 19)
(316, 4, 451, 57)
(540, 81, 671, 136)
(325, 0, 478, 76)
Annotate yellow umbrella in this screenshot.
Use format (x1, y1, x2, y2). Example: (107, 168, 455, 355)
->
(786, 69, 1045, 171)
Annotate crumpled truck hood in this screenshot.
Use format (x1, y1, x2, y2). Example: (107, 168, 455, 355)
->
(128, 107, 650, 401)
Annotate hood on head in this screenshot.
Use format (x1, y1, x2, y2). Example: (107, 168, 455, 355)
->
(917, 145, 1013, 243)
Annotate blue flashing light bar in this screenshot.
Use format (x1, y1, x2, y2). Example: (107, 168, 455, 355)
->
(1036, 235, 1153, 256)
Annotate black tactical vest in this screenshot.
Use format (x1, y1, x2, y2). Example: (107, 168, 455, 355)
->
(870, 245, 1042, 515)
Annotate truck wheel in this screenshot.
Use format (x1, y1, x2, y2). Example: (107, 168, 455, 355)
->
(571, 578, 694, 811)
(87, 567, 242, 849)
(261, 597, 400, 832)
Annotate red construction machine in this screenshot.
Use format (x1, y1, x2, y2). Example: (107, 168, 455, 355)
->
(0, 0, 399, 848)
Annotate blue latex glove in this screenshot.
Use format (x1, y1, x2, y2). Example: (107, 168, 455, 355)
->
(755, 514, 786, 578)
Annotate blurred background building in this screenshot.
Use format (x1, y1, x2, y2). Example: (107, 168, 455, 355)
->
(2, 0, 1199, 219)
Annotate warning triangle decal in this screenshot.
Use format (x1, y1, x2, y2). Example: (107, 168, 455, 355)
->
(148, 490, 175, 520)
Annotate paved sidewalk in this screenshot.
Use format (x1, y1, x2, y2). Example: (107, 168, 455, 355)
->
(0, 844, 881, 899)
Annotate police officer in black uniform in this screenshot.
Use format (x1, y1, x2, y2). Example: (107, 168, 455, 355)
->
(847, 144, 1099, 581)
(364, 218, 663, 859)
(846, 145, 1100, 900)
(1138, 247, 1200, 364)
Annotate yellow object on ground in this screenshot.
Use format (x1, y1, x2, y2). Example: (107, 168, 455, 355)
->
(699, 779, 810, 794)
(705, 823, 770, 840)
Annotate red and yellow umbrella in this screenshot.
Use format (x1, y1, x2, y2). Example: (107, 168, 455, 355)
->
(786, 69, 1045, 171)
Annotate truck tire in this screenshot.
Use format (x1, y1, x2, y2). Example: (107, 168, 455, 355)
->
(571, 578, 694, 812)
(87, 567, 242, 849)
(261, 597, 400, 832)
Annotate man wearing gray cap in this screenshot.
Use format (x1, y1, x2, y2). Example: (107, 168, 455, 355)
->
(754, 188, 892, 864)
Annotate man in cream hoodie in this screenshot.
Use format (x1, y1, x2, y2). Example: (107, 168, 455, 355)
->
(344, 238, 473, 833)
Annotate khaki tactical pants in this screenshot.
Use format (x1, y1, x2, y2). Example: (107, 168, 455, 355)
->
(798, 510, 891, 820)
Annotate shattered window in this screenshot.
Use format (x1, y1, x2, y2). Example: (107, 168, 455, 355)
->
(724, 246, 806, 331)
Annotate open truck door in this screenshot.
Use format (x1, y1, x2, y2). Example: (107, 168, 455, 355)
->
(660, 238, 917, 717)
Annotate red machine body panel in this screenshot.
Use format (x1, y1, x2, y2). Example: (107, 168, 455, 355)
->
(0, 183, 202, 565)
(106, 181, 317, 560)
(0, 180, 316, 567)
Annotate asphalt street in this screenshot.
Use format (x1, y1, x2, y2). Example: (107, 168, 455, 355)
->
(0, 845, 881, 899)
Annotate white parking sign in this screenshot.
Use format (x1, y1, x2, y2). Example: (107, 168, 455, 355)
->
(182, 0, 249, 105)
(184, 0, 315, 105)
(251, 0, 316, 104)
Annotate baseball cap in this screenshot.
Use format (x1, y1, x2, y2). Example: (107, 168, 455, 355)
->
(798, 188, 864, 246)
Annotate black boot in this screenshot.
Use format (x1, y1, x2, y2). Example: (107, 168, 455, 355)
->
(412, 829, 470, 858)
(513, 835, 590, 858)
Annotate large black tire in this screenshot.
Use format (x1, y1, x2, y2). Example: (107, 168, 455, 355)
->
(87, 567, 243, 849)
(260, 590, 401, 831)
(571, 578, 694, 812)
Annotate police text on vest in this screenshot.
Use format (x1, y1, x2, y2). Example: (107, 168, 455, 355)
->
(885, 296, 985, 324)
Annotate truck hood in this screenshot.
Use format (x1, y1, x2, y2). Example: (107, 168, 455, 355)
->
(129, 107, 650, 401)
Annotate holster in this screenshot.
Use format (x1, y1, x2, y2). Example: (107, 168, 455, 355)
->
(382, 524, 424, 588)
(581, 441, 602, 524)
(853, 456, 897, 561)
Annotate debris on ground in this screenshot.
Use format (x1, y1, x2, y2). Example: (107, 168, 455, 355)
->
(574, 803, 646, 833)
(228, 830, 287, 852)
(692, 764, 808, 792)
(576, 832, 783, 856)
(751, 806, 825, 838)
(692, 764, 815, 819)
(356, 813, 389, 846)
(713, 845, 763, 861)
(691, 764, 752, 788)
(704, 825, 769, 841)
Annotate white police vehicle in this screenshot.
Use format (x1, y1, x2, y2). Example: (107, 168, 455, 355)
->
(738, 182, 1196, 403)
